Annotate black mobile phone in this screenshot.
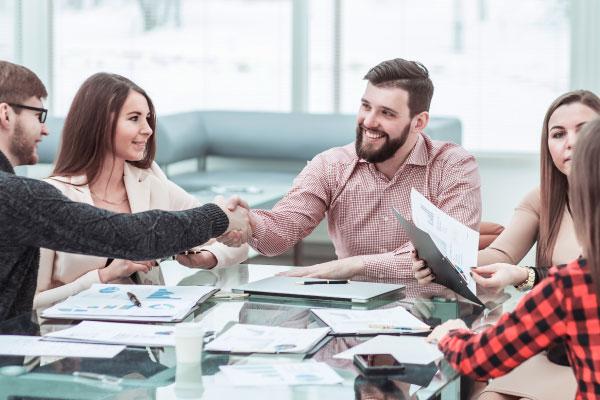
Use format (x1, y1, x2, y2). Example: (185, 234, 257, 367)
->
(353, 354, 405, 376)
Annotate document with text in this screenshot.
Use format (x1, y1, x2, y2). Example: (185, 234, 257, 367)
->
(205, 324, 330, 354)
(410, 188, 478, 293)
(0, 335, 125, 358)
(220, 362, 342, 386)
(41, 284, 218, 322)
(334, 335, 443, 365)
(44, 321, 176, 347)
(311, 306, 430, 335)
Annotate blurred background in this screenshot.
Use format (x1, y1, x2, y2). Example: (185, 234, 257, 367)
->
(1, 0, 599, 264)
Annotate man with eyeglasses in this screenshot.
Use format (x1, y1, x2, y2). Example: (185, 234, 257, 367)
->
(0, 61, 252, 323)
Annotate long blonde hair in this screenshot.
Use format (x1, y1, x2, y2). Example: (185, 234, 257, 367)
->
(570, 117, 600, 296)
(537, 90, 600, 267)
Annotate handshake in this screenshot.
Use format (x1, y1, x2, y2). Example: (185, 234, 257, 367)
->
(213, 195, 256, 247)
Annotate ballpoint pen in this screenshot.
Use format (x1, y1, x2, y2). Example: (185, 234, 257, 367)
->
(179, 250, 203, 256)
(72, 371, 123, 384)
(296, 280, 350, 285)
(127, 291, 142, 307)
(367, 323, 432, 331)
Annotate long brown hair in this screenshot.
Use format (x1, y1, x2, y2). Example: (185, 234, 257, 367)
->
(537, 90, 600, 267)
(52, 73, 156, 185)
(570, 117, 600, 297)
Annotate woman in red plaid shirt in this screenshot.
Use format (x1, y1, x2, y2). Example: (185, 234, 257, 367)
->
(428, 117, 600, 400)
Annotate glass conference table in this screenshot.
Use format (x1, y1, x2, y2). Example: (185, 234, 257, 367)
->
(0, 263, 511, 400)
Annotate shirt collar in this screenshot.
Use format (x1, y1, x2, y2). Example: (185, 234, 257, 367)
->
(0, 150, 15, 174)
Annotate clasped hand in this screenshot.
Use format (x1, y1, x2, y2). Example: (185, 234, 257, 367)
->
(214, 195, 256, 247)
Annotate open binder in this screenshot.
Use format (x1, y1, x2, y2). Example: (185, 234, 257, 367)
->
(393, 208, 484, 306)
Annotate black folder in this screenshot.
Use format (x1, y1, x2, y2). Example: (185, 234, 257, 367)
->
(392, 207, 484, 307)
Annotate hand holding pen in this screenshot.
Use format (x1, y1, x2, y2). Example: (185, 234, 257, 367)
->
(173, 249, 218, 269)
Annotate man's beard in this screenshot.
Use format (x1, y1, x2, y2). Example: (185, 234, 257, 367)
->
(355, 122, 410, 163)
(10, 121, 38, 165)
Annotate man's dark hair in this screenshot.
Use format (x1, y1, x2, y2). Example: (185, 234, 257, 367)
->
(0, 61, 47, 109)
(364, 58, 433, 117)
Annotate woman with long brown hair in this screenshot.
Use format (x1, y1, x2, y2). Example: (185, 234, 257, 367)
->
(33, 73, 248, 310)
(413, 90, 600, 399)
(427, 116, 600, 399)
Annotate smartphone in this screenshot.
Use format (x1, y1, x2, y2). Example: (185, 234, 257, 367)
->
(353, 354, 405, 376)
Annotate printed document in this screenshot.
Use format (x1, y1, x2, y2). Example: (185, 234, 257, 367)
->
(41, 284, 217, 322)
(411, 188, 478, 293)
(44, 321, 175, 347)
(205, 324, 330, 354)
(0, 335, 124, 358)
(311, 306, 430, 334)
(220, 362, 342, 386)
(333, 335, 443, 365)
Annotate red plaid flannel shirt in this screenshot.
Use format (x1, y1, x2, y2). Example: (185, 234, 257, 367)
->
(439, 258, 600, 399)
(248, 133, 481, 295)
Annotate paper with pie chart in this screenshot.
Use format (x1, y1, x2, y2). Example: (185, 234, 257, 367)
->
(41, 284, 218, 322)
(220, 362, 342, 386)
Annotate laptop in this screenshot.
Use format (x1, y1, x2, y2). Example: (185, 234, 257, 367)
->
(232, 276, 405, 303)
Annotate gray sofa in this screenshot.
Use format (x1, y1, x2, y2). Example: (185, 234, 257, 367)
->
(39, 110, 462, 195)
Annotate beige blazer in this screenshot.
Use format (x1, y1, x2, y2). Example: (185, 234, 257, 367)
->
(34, 162, 248, 310)
(478, 186, 580, 267)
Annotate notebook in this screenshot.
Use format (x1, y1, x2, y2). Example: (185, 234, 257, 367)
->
(232, 276, 404, 303)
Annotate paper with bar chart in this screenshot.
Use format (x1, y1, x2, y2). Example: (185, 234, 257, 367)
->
(41, 284, 218, 322)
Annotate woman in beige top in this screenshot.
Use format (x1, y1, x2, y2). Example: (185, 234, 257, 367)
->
(414, 90, 600, 400)
(34, 73, 248, 311)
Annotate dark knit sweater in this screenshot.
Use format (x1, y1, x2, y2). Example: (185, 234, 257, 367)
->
(0, 150, 229, 321)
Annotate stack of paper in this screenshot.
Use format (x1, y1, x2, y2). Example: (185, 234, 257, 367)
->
(0, 335, 125, 358)
(333, 335, 443, 365)
(44, 321, 176, 347)
(41, 284, 218, 322)
(311, 306, 430, 335)
(205, 324, 330, 354)
(220, 362, 342, 386)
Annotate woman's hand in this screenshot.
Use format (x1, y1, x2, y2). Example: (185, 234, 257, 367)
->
(471, 263, 529, 294)
(98, 259, 157, 283)
(426, 319, 468, 344)
(174, 249, 218, 269)
(411, 250, 436, 285)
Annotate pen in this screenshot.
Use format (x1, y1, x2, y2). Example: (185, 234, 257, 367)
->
(127, 291, 142, 307)
(178, 250, 202, 256)
(367, 323, 432, 331)
(296, 280, 350, 285)
(73, 371, 122, 384)
(213, 293, 250, 299)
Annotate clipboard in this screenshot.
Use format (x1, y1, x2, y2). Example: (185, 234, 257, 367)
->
(392, 207, 484, 307)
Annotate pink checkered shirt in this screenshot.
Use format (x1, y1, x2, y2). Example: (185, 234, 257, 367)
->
(248, 133, 481, 295)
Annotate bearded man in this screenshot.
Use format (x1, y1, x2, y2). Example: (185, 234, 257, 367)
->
(225, 58, 481, 292)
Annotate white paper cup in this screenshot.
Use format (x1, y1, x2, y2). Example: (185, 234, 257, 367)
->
(175, 362, 204, 399)
(175, 323, 204, 365)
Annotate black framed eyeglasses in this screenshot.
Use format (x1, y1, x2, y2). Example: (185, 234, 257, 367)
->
(8, 103, 48, 123)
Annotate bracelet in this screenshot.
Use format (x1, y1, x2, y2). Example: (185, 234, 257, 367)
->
(515, 266, 535, 291)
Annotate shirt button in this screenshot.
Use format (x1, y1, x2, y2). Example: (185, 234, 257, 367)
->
(384, 216, 389, 222)
(381, 248, 388, 252)
(379, 274, 385, 279)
